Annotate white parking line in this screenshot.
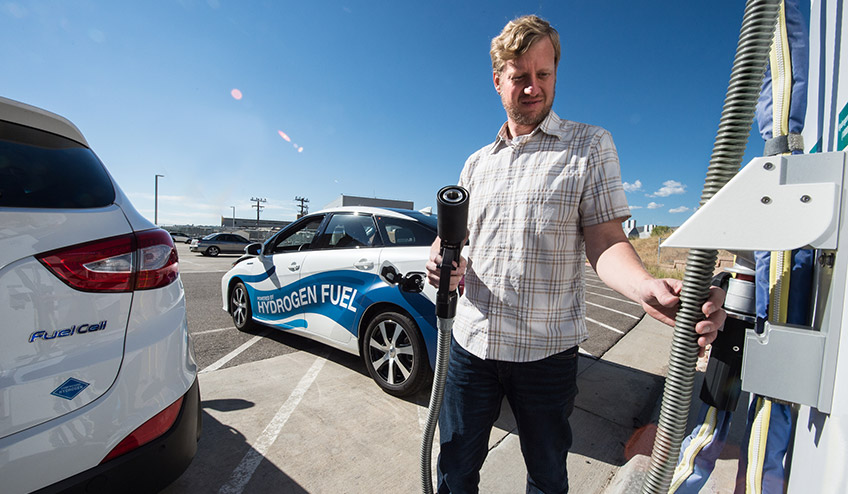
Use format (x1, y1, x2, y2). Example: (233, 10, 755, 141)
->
(585, 301, 641, 319)
(199, 330, 270, 374)
(193, 326, 234, 336)
(586, 290, 642, 306)
(584, 280, 619, 293)
(218, 356, 327, 494)
(585, 316, 624, 335)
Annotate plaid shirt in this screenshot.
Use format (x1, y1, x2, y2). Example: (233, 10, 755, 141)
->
(454, 111, 630, 362)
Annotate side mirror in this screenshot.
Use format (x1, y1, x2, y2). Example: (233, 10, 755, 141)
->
(245, 242, 263, 256)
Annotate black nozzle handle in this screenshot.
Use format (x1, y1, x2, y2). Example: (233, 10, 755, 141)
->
(435, 186, 469, 319)
(437, 186, 469, 246)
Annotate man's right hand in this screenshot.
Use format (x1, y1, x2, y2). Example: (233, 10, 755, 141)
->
(425, 237, 467, 291)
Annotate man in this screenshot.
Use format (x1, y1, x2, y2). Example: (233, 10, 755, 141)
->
(425, 15, 726, 494)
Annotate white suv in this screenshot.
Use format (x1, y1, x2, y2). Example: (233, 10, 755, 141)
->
(0, 97, 200, 493)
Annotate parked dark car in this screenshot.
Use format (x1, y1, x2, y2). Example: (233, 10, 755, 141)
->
(190, 233, 250, 256)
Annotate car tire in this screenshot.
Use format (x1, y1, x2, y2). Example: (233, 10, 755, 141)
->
(207, 246, 220, 257)
(363, 311, 430, 397)
(230, 281, 255, 332)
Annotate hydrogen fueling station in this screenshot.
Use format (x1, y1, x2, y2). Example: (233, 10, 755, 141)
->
(585, 0, 848, 492)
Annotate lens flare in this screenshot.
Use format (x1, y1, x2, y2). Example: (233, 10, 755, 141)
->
(278, 130, 291, 142)
(231, 88, 243, 100)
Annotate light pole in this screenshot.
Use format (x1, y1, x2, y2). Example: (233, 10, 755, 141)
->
(231, 206, 236, 228)
(154, 174, 164, 225)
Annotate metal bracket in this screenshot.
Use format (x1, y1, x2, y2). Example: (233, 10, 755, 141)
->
(662, 153, 846, 251)
(663, 152, 848, 414)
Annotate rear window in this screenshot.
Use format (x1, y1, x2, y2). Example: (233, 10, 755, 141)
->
(375, 216, 437, 247)
(0, 120, 115, 208)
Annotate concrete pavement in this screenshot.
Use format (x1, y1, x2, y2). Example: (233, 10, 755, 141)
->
(601, 317, 746, 494)
(165, 312, 743, 493)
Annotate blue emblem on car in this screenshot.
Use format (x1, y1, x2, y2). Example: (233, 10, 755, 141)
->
(51, 378, 90, 400)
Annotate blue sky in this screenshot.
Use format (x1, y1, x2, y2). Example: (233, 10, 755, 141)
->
(3, 1, 777, 227)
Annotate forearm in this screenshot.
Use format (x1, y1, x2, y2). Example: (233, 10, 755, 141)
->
(590, 240, 653, 303)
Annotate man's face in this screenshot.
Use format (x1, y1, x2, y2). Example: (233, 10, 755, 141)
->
(493, 37, 557, 137)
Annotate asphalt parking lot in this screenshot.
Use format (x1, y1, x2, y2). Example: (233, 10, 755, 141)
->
(164, 242, 649, 493)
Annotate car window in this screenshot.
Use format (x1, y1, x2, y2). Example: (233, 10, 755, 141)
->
(317, 214, 380, 249)
(0, 120, 115, 208)
(269, 215, 324, 253)
(202, 233, 217, 240)
(375, 216, 437, 247)
(234, 235, 248, 243)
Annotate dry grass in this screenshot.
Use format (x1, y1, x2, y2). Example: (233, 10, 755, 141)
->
(628, 236, 733, 280)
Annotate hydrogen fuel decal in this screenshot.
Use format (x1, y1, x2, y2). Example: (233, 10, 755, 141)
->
(242, 269, 437, 337)
(255, 284, 359, 315)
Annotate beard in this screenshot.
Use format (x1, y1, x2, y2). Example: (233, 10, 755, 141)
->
(502, 89, 554, 132)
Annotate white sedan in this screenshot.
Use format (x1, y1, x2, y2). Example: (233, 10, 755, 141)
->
(221, 207, 439, 396)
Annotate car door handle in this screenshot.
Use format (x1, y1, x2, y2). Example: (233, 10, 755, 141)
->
(288, 262, 301, 272)
(353, 259, 374, 270)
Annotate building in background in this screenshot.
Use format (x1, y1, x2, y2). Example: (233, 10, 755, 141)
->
(623, 219, 657, 239)
(323, 194, 414, 210)
(221, 217, 291, 230)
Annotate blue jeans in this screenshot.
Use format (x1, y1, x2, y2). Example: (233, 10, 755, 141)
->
(436, 336, 579, 494)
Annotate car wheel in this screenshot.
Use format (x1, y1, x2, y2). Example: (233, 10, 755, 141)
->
(363, 311, 430, 397)
(230, 281, 255, 331)
(207, 246, 220, 256)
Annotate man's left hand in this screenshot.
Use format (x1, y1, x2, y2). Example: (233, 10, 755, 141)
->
(637, 278, 726, 358)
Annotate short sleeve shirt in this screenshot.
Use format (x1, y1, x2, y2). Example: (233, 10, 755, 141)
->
(454, 110, 630, 362)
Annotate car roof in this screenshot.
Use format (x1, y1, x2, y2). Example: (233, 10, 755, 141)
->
(312, 206, 432, 220)
(0, 96, 89, 146)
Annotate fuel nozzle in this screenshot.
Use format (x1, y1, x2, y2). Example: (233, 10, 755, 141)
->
(701, 262, 756, 411)
(436, 185, 469, 319)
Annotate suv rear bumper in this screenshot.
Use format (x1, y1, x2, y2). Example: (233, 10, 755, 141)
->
(35, 378, 201, 494)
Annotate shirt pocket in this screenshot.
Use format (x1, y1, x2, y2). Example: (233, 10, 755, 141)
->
(522, 155, 585, 233)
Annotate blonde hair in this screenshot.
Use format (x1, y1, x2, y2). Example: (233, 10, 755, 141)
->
(490, 15, 560, 73)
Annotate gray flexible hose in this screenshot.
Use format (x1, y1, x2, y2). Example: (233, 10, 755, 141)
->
(641, 1, 780, 492)
(421, 317, 453, 494)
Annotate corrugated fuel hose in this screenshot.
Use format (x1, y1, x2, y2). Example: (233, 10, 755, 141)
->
(421, 186, 469, 494)
(641, 1, 780, 492)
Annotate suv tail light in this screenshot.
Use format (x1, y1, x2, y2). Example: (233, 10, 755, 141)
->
(37, 229, 179, 292)
(100, 396, 184, 464)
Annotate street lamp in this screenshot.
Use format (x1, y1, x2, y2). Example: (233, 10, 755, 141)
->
(231, 206, 236, 228)
(154, 174, 164, 225)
